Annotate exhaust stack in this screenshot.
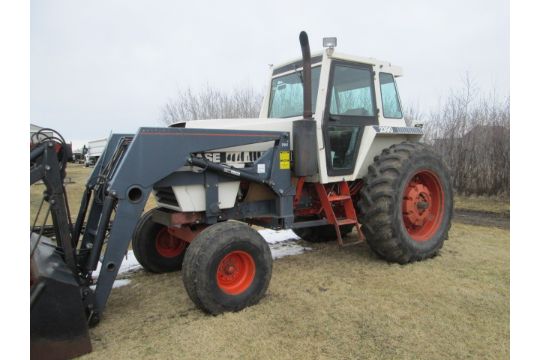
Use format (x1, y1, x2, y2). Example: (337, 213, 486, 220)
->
(293, 31, 318, 177)
(299, 31, 313, 119)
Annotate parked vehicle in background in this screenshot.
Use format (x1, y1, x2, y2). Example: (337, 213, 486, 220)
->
(84, 138, 107, 167)
(72, 150, 84, 163)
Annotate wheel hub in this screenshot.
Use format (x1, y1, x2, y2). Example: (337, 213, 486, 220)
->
(402, 170, 445, 242)
(403, 182, 433, 226)
(155, 228, 187, 258)
(216, 251, 255, 295)
(225, 264, 236, 275)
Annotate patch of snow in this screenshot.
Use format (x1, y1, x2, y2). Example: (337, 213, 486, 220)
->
(269, 239, 311, 259)
(90, 278, 131, 290)
(258, 229, 300, 244)
(112, 279, 131, 288)
(91, 229, 309, 280)
(258, 229, 310, 259)
(92, 251, 142, 279)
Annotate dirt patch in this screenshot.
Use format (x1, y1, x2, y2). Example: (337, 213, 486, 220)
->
(454, 208, 509, 229)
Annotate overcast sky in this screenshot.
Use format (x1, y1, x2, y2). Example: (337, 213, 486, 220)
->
(31, 0, 509, 148)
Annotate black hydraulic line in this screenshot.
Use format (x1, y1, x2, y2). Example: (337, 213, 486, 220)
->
(72, 186, 93, 250)
(30, 144, 46, 162)
(85, 195, 116, 272)
(188, 157, 271, 186)
(31, 128, 67, 145)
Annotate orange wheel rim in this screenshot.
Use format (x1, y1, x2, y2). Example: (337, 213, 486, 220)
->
(216, 251, 256, 295)
(402, 170, 445, 242)
(155, 227, 187, 258)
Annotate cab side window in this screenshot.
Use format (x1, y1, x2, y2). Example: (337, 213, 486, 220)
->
(379, 73, 403, 119)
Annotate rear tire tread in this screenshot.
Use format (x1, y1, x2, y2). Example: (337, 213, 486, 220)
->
(359, 141, 453, 264)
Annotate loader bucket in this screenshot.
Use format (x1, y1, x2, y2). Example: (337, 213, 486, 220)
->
(30, 234, 92, 360)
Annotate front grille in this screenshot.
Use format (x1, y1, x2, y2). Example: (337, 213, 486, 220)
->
(154, 187, 179, 207)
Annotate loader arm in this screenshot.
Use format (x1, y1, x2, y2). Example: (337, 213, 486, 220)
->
(74, 127, 293, 323)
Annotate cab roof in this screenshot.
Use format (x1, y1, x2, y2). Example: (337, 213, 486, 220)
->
(271, 50, 403, 78)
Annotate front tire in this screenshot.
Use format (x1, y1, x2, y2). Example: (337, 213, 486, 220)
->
(182, 221, 272, 315)
(359, 142, 453, 264)
(132, 209, 189, 273)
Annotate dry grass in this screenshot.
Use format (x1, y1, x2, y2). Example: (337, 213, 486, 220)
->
(30, 164, 86, 224)
(30, 164, 156, 225)
(85, 223, 509, 360)
(31, 165, 509, 359)
(454, 195, 509, 215)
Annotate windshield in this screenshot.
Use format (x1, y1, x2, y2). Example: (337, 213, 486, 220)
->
(268, 66, 321, 118)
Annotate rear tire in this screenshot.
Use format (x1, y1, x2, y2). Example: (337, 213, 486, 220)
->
(359, 142, 453, 264)
(132, 209, 189, 273)
(182, 221, 272, 315)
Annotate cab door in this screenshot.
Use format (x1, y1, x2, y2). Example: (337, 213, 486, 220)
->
(323, 61, 378, 176)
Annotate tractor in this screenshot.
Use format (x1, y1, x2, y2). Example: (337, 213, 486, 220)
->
(30, 32, 452, 358)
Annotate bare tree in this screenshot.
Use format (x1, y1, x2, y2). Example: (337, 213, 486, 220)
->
(423, 75, 510, 197)
(161, 85, 263, 125)
(403, 102, 424, 127)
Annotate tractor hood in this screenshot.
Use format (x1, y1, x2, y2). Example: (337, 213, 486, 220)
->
(171, 117, 300, 152)
(173, 117, 296, 132)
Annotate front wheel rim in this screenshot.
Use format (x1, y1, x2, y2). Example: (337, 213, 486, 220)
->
(402, 170, 445, 242)
(155, 227, 187, 258)
(216, 251, 256, 295)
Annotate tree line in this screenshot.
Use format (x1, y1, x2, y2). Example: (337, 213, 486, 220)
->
(162, 78, 509, 197)
(161, 85, 262, 124)
(412, 77, 510, 197)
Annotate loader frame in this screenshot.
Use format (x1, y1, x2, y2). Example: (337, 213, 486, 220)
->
(32, 127, 296, 324)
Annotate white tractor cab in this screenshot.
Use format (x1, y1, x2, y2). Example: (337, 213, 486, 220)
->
(171, 40, 424, 186)
(261, 47, 420, 184)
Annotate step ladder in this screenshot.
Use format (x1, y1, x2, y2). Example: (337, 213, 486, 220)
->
(314, 182, 365, 247)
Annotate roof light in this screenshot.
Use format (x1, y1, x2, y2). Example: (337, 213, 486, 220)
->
(323, 37, 337, 49)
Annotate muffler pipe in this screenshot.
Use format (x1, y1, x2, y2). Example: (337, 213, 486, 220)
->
(299, 31, 312, 119)
(293, 31, 318, 177)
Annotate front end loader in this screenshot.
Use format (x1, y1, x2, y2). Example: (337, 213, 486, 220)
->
(30, 32, 453, 358)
